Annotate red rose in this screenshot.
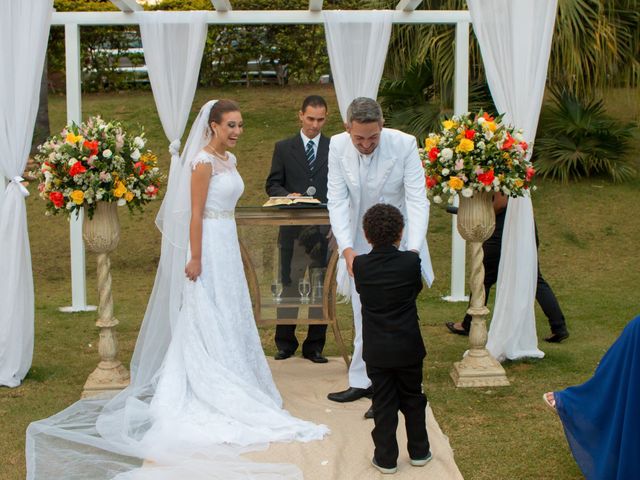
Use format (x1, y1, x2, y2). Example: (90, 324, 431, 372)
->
(464, 129, 476, 139)
(477, 169, 495, 186)
(83, 140, 99, 157)
(501, 133, 516, 150)
(134, 161, 147, 175)
(69, 162, 87, 177)
(428, 147, 439, 161)
(526, 167, 535, 182)
(49, 191, 64, 208)
(520, 141, 528, 151)
(425, 176, 438, 189)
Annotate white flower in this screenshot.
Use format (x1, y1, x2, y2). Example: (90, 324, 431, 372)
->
(103, 149, 112, 158)
(454, 158, 464, 171)
(461, 188, 473, 198)
(484, 130, 494, 141)
(441, 148, 454, 160)
(441, 168, 450, 176)
(433, 195, 442, 204)
(117, 198, 126, 207)
(477, 117, 486, 125)
(477, 141, 486, 150)
(493, 178, 500, 186)
(131, 149, 141, 161)
(68, 158, 77, 166)
(133, 137, 145, 149)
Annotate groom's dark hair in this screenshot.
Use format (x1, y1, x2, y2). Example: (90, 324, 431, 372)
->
(301, 95, 327, 113)
(363, 204, 404, 248)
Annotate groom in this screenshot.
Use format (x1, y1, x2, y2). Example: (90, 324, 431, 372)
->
(327, 97, 434, 409)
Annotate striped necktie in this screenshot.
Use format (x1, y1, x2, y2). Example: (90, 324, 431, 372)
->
(305, 139, 316, 171)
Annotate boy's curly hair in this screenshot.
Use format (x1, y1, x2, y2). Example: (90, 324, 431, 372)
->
(362, 204, 404, 248)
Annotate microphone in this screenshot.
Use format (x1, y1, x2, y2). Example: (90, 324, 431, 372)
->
(305, 186, 316, 197)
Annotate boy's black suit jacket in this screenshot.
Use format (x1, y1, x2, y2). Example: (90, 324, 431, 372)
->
(265, 134, 329, 203)
(353, 246, 426, 368)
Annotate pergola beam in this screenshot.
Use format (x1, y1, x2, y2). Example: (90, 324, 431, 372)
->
(309, 0, 323, 12)
(396, 0, 422, 11)
(110, 0, 142, 12)
(51, 10, 470, 25)
(211, 0, 233, 12)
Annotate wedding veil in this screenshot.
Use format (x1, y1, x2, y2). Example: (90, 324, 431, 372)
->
(26, 100, 302, 480)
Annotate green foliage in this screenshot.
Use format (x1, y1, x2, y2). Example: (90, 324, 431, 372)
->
(534, 89, 638, 183)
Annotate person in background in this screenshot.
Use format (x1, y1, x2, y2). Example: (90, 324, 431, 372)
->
(265, 95, 330, 363)
(544, 314, 640, 480)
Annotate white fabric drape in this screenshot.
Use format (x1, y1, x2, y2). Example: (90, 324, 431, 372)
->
(323, 11, 393, 122)
(468, 0, 558, 361)
(135, 13, 207, 383)
(0, 0, 53, 387)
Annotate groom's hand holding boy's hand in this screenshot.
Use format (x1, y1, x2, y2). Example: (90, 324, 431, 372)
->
(343, 247, 356, 277)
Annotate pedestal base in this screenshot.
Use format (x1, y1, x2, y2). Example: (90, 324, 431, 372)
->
(81, 362, 130, 399)
(450, 351, 510, 388)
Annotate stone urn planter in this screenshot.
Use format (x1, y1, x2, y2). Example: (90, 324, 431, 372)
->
(450, 191, 510, 387)
(81, 202, 130, 398)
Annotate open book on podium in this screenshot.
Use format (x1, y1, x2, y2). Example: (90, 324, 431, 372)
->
(262, 196, 322, 207)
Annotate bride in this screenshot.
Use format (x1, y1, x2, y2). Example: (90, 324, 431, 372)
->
(26, 100, 328, 480)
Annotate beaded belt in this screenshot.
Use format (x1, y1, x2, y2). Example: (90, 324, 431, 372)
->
(203, 208, 235, 219)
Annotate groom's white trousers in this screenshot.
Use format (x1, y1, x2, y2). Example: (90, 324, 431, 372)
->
(348, 278, 372, 389)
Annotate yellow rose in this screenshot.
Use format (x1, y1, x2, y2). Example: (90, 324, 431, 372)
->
(140, 152, 157, 165)
(448, 177, 464, 190)
(65, 132, 83, 144)
(515, 179, 524, 188)
(456, 138, 474, 153)
(124, 191, 134, 202)
(113, 181, 127, 198)
(442, 120, 455, 130)
(424, 136, 439, 150)
(70, 190, 84, 205)
(483, 121, 497, 132)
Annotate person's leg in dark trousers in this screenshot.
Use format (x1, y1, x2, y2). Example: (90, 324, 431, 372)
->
(301, 225, 330, 356)
(367, 364, 400, 469)
(275, 226, 300, 355)
(534, 226, 568, 335)
(396, 362, 429, 460)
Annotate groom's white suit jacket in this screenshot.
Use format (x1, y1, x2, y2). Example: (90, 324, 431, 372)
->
(327, 128, 434, 295)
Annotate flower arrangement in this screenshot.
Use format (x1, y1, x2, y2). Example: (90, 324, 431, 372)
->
(33, 116, 162, 218)
(420, 111, 535, 204)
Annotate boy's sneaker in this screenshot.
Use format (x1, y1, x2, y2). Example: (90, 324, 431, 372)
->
(410, 451, 433, 467)
(371, 457, 397, 474)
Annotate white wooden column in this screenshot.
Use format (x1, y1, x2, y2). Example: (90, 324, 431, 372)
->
(59, 23, 95, 313)
(443, 20, 470, 302)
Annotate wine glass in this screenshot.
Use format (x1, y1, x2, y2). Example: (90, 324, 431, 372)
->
(298, 278, 311, 304)
(271, 281, 283, 304)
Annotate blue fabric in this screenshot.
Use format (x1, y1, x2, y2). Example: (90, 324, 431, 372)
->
(555, 315, 640, 480)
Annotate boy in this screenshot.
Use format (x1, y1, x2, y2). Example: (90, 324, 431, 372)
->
(353, 203, 432, 474)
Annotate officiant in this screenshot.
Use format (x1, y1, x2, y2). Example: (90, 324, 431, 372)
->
(265, 95, 331, 364)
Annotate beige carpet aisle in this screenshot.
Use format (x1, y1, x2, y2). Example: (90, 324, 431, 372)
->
(246, 357, 463, 480)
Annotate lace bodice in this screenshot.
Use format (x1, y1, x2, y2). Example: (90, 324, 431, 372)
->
(191, 150, 244, 212)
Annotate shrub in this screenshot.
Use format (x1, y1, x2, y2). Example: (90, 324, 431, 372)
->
(534, 89, 637, 183)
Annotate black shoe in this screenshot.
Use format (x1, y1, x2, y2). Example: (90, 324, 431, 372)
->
(545, 331, 569, 343)
(274, 350, 293, 360)
(327, 386, 373, 403)
(303, 351, 328, 363)
(364, 405, 374, 419)
(445, 321, 469, 336)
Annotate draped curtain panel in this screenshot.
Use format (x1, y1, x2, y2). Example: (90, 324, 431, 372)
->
(468, 0, 558, 361)
(133, 13, 207, 383)
(323, 11, 393, 122)
(0, 0, 53, 387)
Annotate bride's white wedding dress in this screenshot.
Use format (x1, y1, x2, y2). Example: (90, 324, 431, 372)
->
(26, 148, 327, 480)
(142, 151, 328, 455)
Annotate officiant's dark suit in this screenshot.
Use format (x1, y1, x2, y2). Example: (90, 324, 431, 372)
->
(353, 246, 429, 469)
(265, 95, 330, 362)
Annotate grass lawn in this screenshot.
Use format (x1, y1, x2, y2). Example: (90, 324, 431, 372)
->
(1, 84, 639, 479)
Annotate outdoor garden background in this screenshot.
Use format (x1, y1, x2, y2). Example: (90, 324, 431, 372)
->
(1, 1, 638, 479)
